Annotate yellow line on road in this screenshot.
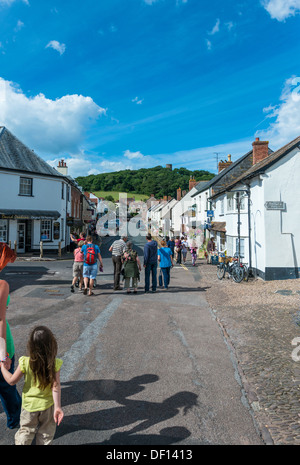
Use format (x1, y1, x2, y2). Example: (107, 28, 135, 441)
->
(180, 264, 188, 271)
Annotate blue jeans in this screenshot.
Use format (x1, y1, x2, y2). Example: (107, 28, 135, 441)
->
(0, 356, 22, 428)
(161, 267, 171, 288)
(144, 263, 157, 292)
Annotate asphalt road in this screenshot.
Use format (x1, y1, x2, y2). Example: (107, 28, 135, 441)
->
(0, 234, 264, 446)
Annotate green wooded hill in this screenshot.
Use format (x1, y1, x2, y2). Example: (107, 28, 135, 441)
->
(76, 166, 215, 199)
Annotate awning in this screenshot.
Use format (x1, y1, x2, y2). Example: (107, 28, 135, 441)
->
(210, 221, 226, 232)
(0, 209, 61, 220)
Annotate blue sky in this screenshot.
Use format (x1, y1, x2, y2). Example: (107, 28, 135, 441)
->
(0, 0, 300, 178)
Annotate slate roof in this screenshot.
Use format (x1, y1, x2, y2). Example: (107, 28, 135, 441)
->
(0, 127, 62, 177)
(191, 147, 273, 198)
(210, 134, 300, 198)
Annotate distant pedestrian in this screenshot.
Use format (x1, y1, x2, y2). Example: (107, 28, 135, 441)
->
(122, 241, 142, 294)
(206, 237, 216, 264)
(175, 236, 182, 264)
(70, 240, 85, 293)
(190, 247, 198, 266)
(81, 236, 103, 296)
(181, 237, 188, 263)
(0, 243, 22, 430)
(158, 240, 174, 290)
(0, 325, 63, 445)
(143, 234, 158, 293)
(166, 236, 175, 257)
(109, 236, 128, 290)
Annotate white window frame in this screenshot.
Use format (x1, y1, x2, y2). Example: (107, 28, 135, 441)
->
(40, 220, 52, 242)
(19, 177, 33, 196)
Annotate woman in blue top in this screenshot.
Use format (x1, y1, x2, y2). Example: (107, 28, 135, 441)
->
(0, 243, 22, 429)
(157, 240, 174, 290)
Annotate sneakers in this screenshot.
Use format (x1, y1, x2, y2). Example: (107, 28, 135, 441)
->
(70, 285, 74, 293)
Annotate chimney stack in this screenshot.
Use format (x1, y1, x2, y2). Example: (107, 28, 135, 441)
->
(252, 137, 269, 164)
(177, 187, 182, 201)
(218, 154, 233, 173)
(189, 176, 197, 191)
(56, 158, 68, 176)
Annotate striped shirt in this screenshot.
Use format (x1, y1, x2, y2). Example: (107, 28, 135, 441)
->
(111, 239, 126, 256)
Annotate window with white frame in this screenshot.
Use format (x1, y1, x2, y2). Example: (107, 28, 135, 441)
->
(0, 220, 8, 242)
(236, 238, 245, 258)
(220, 198, 224, 215)
(19, 177, 32, 196)
(227, 192, 246, 212)
(40, 220, 52, 241)
(226, 235, 234, 256)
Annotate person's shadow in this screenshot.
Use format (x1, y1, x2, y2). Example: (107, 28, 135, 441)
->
(57, 375, 198, 444)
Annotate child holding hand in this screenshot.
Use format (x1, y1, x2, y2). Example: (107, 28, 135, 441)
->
(0, 325, 63, 445)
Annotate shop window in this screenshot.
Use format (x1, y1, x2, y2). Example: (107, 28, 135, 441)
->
(0, 220, 8, 242)
(40, 220, 52, 241)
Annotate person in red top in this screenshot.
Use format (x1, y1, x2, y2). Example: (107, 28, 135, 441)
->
(70, 240, 85, 292)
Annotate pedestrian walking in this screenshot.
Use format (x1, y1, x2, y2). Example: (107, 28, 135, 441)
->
(109, 236, 127, 290)
(175, 236, 182, 264)
(143, 233, 158, 293)
(181, 237, 188, 264)
(81, 236, 103, 296)
(70, 240, 85, 293)
(158, 240, 174, 290)
(0, 326, 63, 445)
(206, 236, 216, 264)
(0, 243, 22, 430)
(166, 236, 175, 257)
(190, 246, 198, 266)
(122, 242, 142, 294)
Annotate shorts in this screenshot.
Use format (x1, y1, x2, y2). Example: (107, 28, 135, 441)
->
(83, 263, 98, 280)
(73, 262, 83, 278)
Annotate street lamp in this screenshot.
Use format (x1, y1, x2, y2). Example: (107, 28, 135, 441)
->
(229, 187, 251, 272)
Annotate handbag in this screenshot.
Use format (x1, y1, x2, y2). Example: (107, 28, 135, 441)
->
(159, 269, 163, 287)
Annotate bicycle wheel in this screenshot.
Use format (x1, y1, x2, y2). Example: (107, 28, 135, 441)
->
(232, 264, 244, 283)
(217, 264, 225, 280)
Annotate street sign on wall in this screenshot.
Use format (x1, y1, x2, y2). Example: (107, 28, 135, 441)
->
(264, 201, 286, 211)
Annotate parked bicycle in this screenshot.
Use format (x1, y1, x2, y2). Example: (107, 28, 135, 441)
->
(216, 253, 244, 283)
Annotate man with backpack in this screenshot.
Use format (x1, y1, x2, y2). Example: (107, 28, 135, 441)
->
(81, 236, 103, 296)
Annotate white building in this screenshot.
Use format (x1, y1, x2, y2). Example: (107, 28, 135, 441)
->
(0, 127, 71, 254)
(210, 136, 300, 280)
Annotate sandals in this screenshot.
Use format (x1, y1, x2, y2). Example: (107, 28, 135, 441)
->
(88, 292, 95, 296)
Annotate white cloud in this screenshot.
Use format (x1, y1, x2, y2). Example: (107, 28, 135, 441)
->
(46, 40, 66, 55)
(256, 76, 300, 148)
(123, 150, 145, 160)
(262, 0, 300, 21)
(0, 0, 29, 6)
(132, 96, 144, 105)
(14, 20, 24, 32)
(208, 18, 220, 35)
(206, 39, 212, 50)
(0, 77, 106, 155)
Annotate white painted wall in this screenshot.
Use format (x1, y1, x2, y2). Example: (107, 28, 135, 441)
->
(0, 170, 71, 251)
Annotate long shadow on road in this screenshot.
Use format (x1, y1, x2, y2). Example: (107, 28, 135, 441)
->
(57, 375, 198, 445)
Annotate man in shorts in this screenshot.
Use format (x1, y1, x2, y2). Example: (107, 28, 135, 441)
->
(81, 236, 103, 296)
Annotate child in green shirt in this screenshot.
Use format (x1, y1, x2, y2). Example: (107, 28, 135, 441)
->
(1, 325, 63, 445)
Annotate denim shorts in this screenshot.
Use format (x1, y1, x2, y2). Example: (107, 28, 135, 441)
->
(83, 263, 98, 280)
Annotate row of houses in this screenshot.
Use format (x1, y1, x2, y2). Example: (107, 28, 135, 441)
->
(0, 126, 97, 254)
(147, 135, 300, 281)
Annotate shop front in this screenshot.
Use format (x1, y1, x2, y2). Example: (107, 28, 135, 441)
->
(0, 209, 61, 253)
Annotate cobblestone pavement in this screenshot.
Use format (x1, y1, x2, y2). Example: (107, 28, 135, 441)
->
(196, 259, 300, 445)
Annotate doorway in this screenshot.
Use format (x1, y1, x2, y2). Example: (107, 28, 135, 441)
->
(17, 223, 26, 253)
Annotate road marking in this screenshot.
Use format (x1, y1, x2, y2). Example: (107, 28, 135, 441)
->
(180, 264, 188, 271)
(61, 297, 122, 382)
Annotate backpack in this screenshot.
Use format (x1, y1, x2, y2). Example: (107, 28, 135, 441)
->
(84, 244, 96, 265)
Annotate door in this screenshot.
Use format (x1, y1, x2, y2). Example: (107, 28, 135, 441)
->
(17, 223, 26, 253)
